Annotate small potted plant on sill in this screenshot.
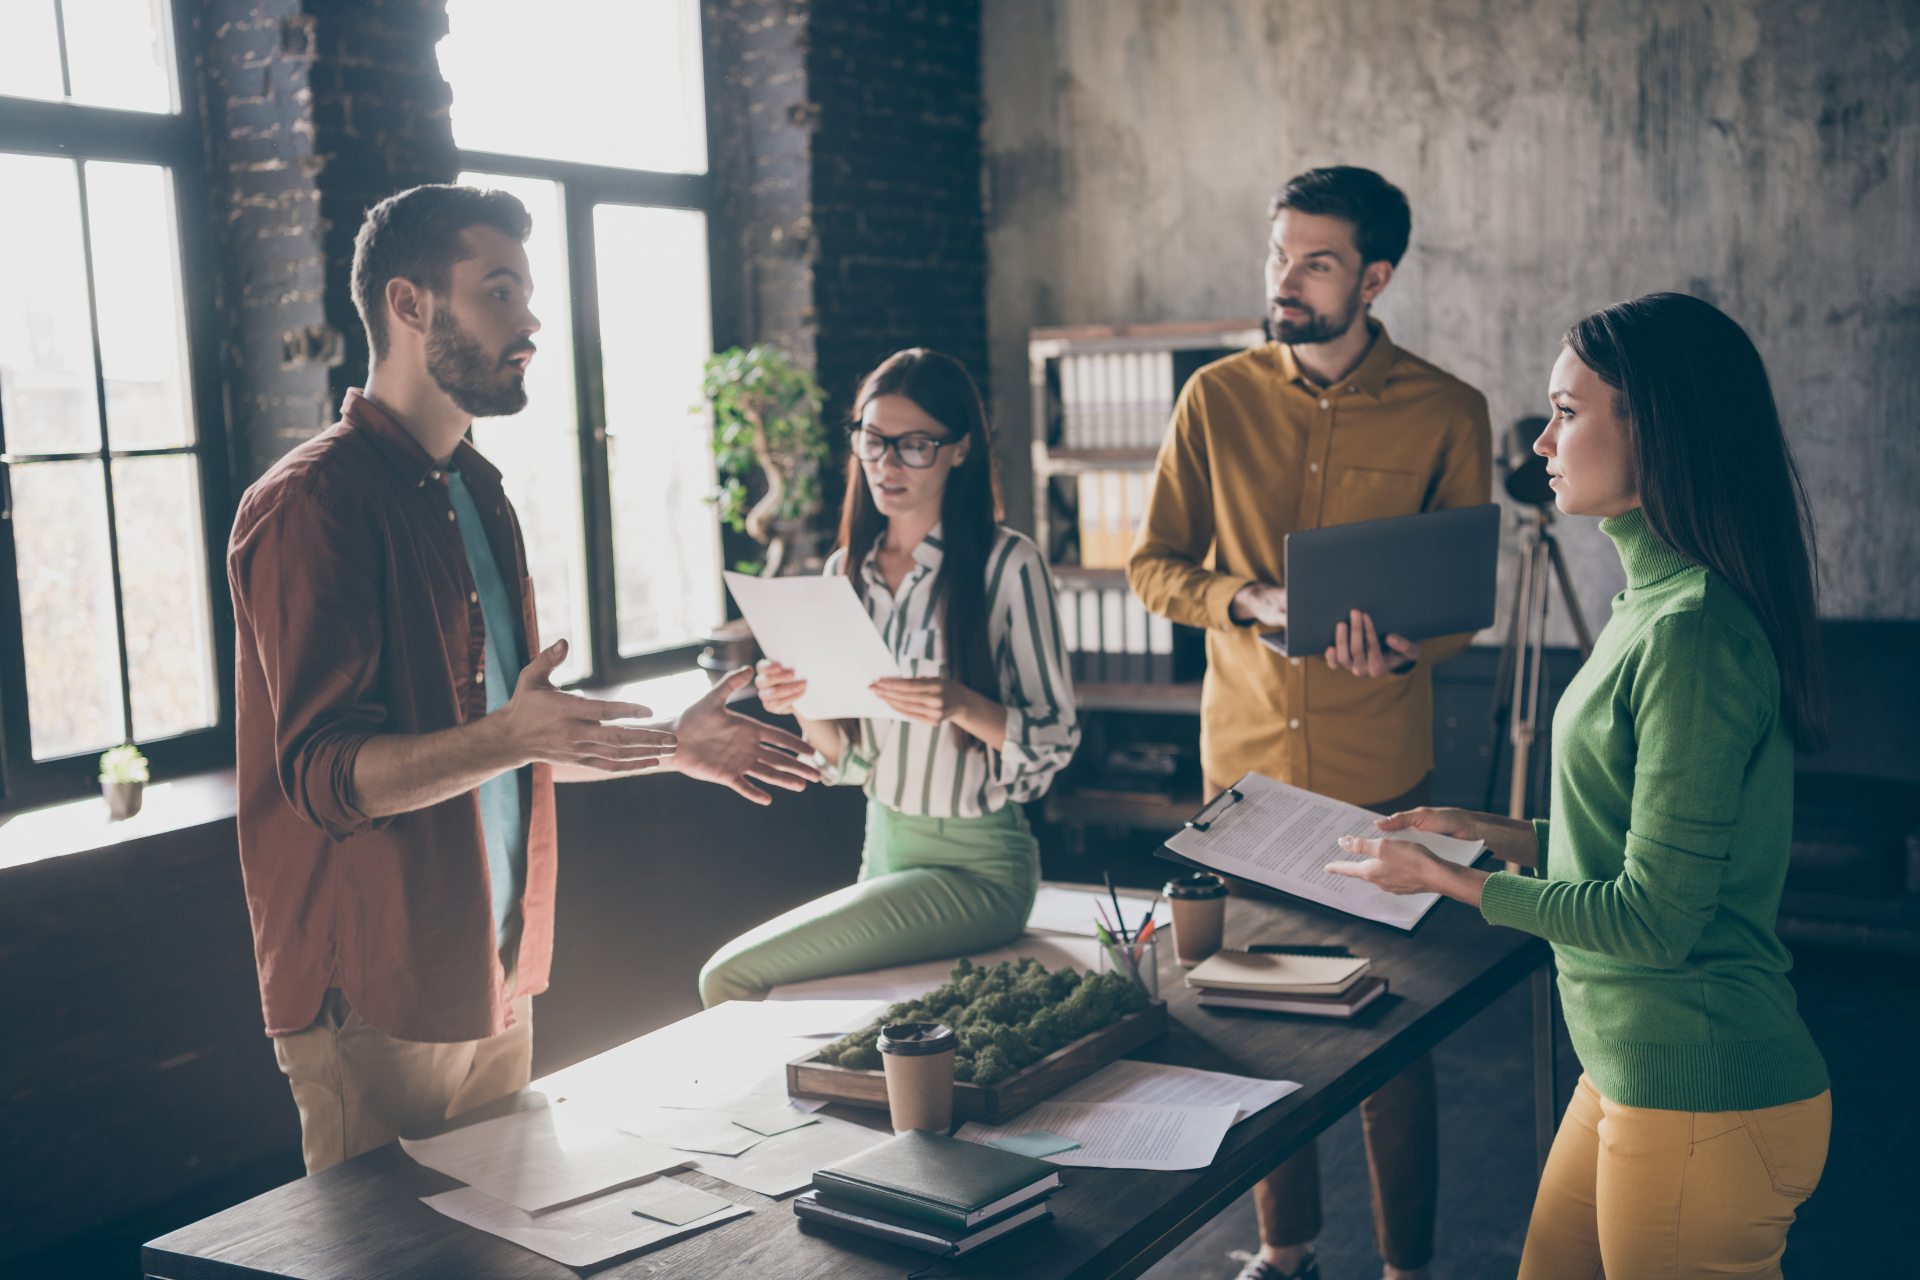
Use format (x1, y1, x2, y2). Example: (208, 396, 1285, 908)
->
(99, 743, 149, 821)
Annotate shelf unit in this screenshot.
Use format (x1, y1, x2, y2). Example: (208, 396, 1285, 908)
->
(1027, 321, 1264, 843)
(1028, 319, 1266, 563)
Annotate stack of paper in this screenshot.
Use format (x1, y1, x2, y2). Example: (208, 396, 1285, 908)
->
(531, 999, 894, 1199)
(400, 1100, 688, 1212)
(1025, 887, 1172, 938)
(954, 1061, 1300, 1171)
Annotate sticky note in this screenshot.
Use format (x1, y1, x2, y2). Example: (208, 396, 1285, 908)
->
(627, 1177, 736, 1226)
(987, 1129, 1081, 1158)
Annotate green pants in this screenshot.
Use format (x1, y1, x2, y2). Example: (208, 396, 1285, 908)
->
(698, 800, 1039, 1006)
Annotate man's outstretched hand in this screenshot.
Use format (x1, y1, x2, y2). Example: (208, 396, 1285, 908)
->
(661, 667, 822, 804)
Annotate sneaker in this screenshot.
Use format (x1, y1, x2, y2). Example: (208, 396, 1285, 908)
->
(1231, 1254, 1320, 1280)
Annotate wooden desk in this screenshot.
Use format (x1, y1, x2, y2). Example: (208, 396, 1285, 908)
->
(144, 892, 1549, 1280)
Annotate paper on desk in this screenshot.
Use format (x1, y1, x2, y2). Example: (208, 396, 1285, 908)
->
(685, 1112, 891, 1197)
(766, 933, 1105, 1003)
(1027, 886, 1172, 937)
(1050, 1060, 1300, 1125)
(400, 1100, 686, 1213)
(958, 1102, 1240, 1171)
(421, 1179, 749, 1268)
(539, 999, 883, 1119)
(724, 572, 902, 720)
(1164, 772, 1483, 930)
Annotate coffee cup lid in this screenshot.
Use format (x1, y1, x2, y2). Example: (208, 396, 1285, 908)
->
(877, 1022, 956, 1056)
(1165, 871, 1229, 899)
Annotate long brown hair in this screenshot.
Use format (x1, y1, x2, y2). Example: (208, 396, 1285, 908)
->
(838, 349, 1003, 750)
(1565, 293, 1828, 751)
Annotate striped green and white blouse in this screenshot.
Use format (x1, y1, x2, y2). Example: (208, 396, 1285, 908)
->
(816, 524, 1079, 817)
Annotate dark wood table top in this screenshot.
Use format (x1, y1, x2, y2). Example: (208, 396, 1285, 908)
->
(144, 887, 1547, 1280)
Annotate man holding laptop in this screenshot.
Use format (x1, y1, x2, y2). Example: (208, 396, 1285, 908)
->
(1128, 167, 1491, 1280)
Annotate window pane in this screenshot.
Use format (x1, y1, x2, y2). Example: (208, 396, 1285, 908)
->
(459, 171, 590, 685)
(86, 162, 194, 449)
(0, 154, 102, 455)
(595, 204, 721, 656)
(113, 454, 216, 740)
(12, 460, 124, 760)
(441, 0, 707, 175)
(0, 1, 65, 102)
(61, 0, 175, 114)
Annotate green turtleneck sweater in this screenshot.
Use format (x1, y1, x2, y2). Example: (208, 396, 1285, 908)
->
(1479, 508, 1828, 1112)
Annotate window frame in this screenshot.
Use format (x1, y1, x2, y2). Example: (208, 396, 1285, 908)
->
(0, 9, 235, 811)
(455, 152, 722, 687)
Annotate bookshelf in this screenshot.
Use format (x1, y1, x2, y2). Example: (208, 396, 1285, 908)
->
(1027, 320, 1266, 841)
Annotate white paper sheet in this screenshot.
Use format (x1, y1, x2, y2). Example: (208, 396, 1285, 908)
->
(421, 1179, 749, 1268)
(765, 932, 1104, 1003)
(399, 1100, 687, 1213)
(723, 572, 903, 720)
(1049, 1060, 1300, 1124)
(957, 1102, 1239, 1171)
(1163, 772, 1484, 930)
(684, 1112, 891, 1197)
(1026, 886, 1172, 937)
(538, 1000, 883, 1118)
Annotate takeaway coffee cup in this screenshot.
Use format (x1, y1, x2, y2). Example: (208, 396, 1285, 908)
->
(877, 1022, 957, 1133)
(1166, 872, 1229, 967)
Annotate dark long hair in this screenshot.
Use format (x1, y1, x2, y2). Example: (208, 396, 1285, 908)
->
(838, 349, 1004, 750)
(1565, 293, 1828, 751)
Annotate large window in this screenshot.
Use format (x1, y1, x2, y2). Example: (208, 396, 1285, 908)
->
(441, 0, 722, 685)
(0, 0, 228, 807)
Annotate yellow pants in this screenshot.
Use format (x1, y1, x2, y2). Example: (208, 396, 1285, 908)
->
(1519, 1073, 1830, 1280)
(273, 979, 532, 1174)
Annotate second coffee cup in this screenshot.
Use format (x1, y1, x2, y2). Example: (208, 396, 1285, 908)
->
(1165, 871, 1229, 967)
(877, 1022, 956, 1133)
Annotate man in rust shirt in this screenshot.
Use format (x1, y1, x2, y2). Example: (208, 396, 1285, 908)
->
(229, 186, 820, 1174)
(1130, 168, 1491, 1280)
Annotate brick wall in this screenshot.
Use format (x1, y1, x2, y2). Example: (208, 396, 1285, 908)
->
(807, 0, 988, 422)
(305, 0, 460, 411)
(201, 0, 334, 485)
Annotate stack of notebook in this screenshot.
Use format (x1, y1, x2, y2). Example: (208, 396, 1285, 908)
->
(797, 1130, 1060, 1257)
(1186, 950, 1387, 1018)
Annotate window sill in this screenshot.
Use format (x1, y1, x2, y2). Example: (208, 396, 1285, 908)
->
(0, 769, 237, 872)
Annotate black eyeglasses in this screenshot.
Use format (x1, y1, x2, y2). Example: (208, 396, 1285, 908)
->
(848, 426, 957, 469)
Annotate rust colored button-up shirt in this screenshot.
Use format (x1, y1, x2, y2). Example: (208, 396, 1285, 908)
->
(1128, 324, 1492, 806)
(228, 389, 556, 1042)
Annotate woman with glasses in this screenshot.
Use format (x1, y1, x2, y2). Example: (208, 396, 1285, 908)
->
(1326, 294, 1830, 1279)
(698, 348, 1078, 1005)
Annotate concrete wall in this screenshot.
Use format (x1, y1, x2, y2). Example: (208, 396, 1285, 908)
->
(983, 0, 1920, 639)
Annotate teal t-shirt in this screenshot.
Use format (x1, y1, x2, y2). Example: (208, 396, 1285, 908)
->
(448, 471, 527, 950)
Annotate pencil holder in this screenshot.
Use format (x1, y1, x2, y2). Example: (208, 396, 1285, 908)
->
(1097, 935, 1159, 1001)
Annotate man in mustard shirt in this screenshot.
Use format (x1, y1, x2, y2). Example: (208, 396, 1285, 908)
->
(1129, 167, 1491, 1280)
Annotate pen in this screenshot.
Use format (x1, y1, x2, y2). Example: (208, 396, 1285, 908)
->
(1104, 872, 1130, 943)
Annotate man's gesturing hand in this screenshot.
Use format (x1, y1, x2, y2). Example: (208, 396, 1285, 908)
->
(662, 667, 823, 805)
(491, 639, 677, 773)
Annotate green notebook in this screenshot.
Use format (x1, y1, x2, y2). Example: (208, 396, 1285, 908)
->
(812, 1130, 1062, 1231)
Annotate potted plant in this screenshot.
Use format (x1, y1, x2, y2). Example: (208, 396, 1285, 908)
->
(701, 345, 830, 578)
(99, 743, 149, 820)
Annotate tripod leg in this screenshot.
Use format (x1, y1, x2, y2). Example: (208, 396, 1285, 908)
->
(1545, 532, 1594, 659)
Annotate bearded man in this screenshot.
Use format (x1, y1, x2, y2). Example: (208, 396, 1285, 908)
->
(1128, 167, 1492, 1280)
(227, 185, 820, 1174)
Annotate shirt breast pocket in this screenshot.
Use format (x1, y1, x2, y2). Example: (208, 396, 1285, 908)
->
(900, 627, 945, 678)
(1321, 466, 1426, 528)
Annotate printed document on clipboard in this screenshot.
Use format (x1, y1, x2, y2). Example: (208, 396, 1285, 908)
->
(1162, 772, 1485, 931)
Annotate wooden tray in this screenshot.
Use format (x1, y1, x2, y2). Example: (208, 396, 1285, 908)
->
(786, 1001, 1168, 1124)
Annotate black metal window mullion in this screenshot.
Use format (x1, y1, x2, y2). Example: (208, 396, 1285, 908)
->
(71, 160, 138, 747)
(51, 0, 73, 100)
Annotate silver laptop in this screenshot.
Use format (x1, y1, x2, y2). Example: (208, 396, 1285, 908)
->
(1261, 504, 1501, 659)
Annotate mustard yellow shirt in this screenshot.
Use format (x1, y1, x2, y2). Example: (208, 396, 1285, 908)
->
(1127, 323, 1492, 806)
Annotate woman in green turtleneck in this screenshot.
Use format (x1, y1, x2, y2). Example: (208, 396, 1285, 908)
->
(1327, 294, 1830, 1280)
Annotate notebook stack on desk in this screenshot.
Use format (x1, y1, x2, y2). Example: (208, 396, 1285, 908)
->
(797, 1130, 1060, 1257)
(1187, 950, 1387, 1018)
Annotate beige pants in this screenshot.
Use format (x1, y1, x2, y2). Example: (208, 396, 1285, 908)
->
(274, 979, 532, 1175)
(1519, 1073, 1830, 1280)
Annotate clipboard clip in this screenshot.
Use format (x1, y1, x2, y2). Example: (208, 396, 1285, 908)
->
(1185, 788, 1243, 833)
